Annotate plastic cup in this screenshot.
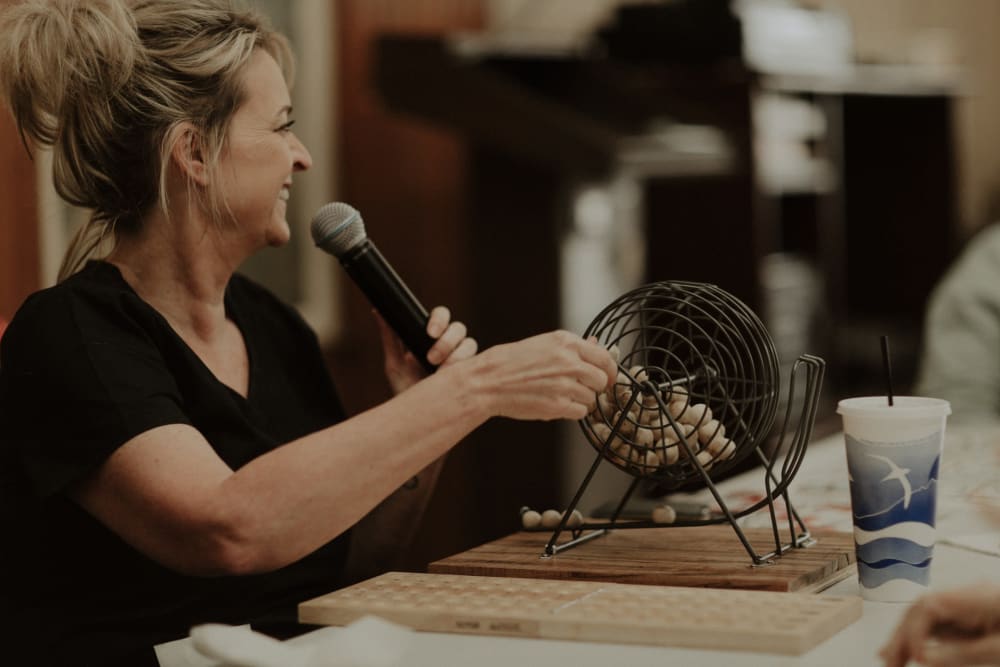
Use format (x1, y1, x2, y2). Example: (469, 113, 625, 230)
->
(836, 396, 951, 602)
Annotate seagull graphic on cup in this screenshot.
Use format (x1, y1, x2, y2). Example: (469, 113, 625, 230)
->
(866, 454, 913, 509)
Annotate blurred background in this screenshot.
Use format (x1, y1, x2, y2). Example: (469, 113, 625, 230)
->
(1, 0, 997, 569)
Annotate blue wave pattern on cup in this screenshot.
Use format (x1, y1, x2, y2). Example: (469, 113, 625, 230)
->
(846, 431, 941, 595)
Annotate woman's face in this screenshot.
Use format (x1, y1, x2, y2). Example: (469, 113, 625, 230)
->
(216, 49, 312, 250)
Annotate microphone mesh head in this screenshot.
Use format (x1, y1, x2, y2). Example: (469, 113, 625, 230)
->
(310, 202, 368, 257)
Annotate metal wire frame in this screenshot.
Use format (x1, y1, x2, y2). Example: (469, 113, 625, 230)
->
(538, 282, 826, 565)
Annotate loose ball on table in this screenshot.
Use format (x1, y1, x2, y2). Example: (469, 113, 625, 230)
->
(541, 509, 563, 528)
(520, 507, 542, 529)
(652, 505, 677, 524)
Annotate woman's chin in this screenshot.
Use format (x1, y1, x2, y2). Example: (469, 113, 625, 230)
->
(265, 220, 292, 247)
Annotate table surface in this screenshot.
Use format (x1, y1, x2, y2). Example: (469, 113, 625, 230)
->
(291, 424, 1000, 666)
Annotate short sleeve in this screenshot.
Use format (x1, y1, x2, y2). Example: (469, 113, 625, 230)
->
(0, 286, 190, 497)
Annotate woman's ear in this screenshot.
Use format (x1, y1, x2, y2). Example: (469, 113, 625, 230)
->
(168, 122, 209, 186)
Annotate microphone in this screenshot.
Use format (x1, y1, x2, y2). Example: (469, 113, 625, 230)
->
(310, 202, 437, 373)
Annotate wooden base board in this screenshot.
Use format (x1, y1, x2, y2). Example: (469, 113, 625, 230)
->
(299, 571, 862, 655)
(428, 526, 856, 593)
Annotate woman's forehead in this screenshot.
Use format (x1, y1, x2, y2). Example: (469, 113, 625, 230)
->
(234, 50, 291, 120)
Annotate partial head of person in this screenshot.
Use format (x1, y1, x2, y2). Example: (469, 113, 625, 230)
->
(0, 0, 311, 280)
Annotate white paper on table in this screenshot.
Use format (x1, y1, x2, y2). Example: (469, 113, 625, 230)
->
(161, 615, 413, 667)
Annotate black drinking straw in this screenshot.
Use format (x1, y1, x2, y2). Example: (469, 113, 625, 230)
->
(880, 335, 894, 406)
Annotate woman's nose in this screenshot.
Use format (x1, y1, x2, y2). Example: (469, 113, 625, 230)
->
(291, 133, 312, 171)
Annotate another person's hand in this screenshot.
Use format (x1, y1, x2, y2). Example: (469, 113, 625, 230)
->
(376, 306, 477, 394)
(880, 584, 1000, 667)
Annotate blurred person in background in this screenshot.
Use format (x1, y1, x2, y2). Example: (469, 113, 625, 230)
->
(906, 223, 1000, 665)
(0, 1, 616, 665)
(916, 223, 1000, 423)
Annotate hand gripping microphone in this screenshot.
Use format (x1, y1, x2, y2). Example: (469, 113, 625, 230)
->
(310, 202, 437, 373)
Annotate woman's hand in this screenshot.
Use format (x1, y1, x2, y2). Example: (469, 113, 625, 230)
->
(376, 306, 478, 395)
(471, 330, 617, 422)
(880, 584, 1000, 667)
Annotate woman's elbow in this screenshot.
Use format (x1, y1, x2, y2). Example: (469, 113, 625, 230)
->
(192, 535, 263, 576)
(167, 512, 275, 577)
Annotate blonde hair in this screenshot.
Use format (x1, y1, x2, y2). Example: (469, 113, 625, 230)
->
(0, 0, 293, 281)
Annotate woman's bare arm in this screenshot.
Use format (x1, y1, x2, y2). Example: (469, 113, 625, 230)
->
(71, 331, 615, 576)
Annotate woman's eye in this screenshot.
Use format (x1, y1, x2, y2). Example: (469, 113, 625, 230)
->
(278, 120, 295, 133)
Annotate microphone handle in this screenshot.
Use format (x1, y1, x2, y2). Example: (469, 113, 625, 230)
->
(341, 240, 437, 374)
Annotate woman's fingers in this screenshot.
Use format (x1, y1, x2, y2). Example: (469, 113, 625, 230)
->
(427, 320, 467, 365)
(441, 335, 478, 366)
(575, 357, 614, 394)
(554, 395, 591, 421)
(424, 306, 478, 367)
(579, 335, 618, 389)
(425, 305, 450, 338)
(494, 332, 617, 421)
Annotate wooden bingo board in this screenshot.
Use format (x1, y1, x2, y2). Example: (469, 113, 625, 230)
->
(430, 527, 856, 593)
(299, 571, 862, 655)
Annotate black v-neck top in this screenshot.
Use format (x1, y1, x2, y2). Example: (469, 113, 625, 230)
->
(0, 261, 349, 666)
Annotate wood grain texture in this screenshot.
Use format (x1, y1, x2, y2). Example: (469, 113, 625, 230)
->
(428, 526, 856, 593)
(299, 571, 863, 655)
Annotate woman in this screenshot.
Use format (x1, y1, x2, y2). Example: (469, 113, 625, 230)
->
(0, 1, 616, 665)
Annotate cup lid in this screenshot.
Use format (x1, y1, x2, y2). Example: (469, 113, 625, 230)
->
(836, 396, 951, 417)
